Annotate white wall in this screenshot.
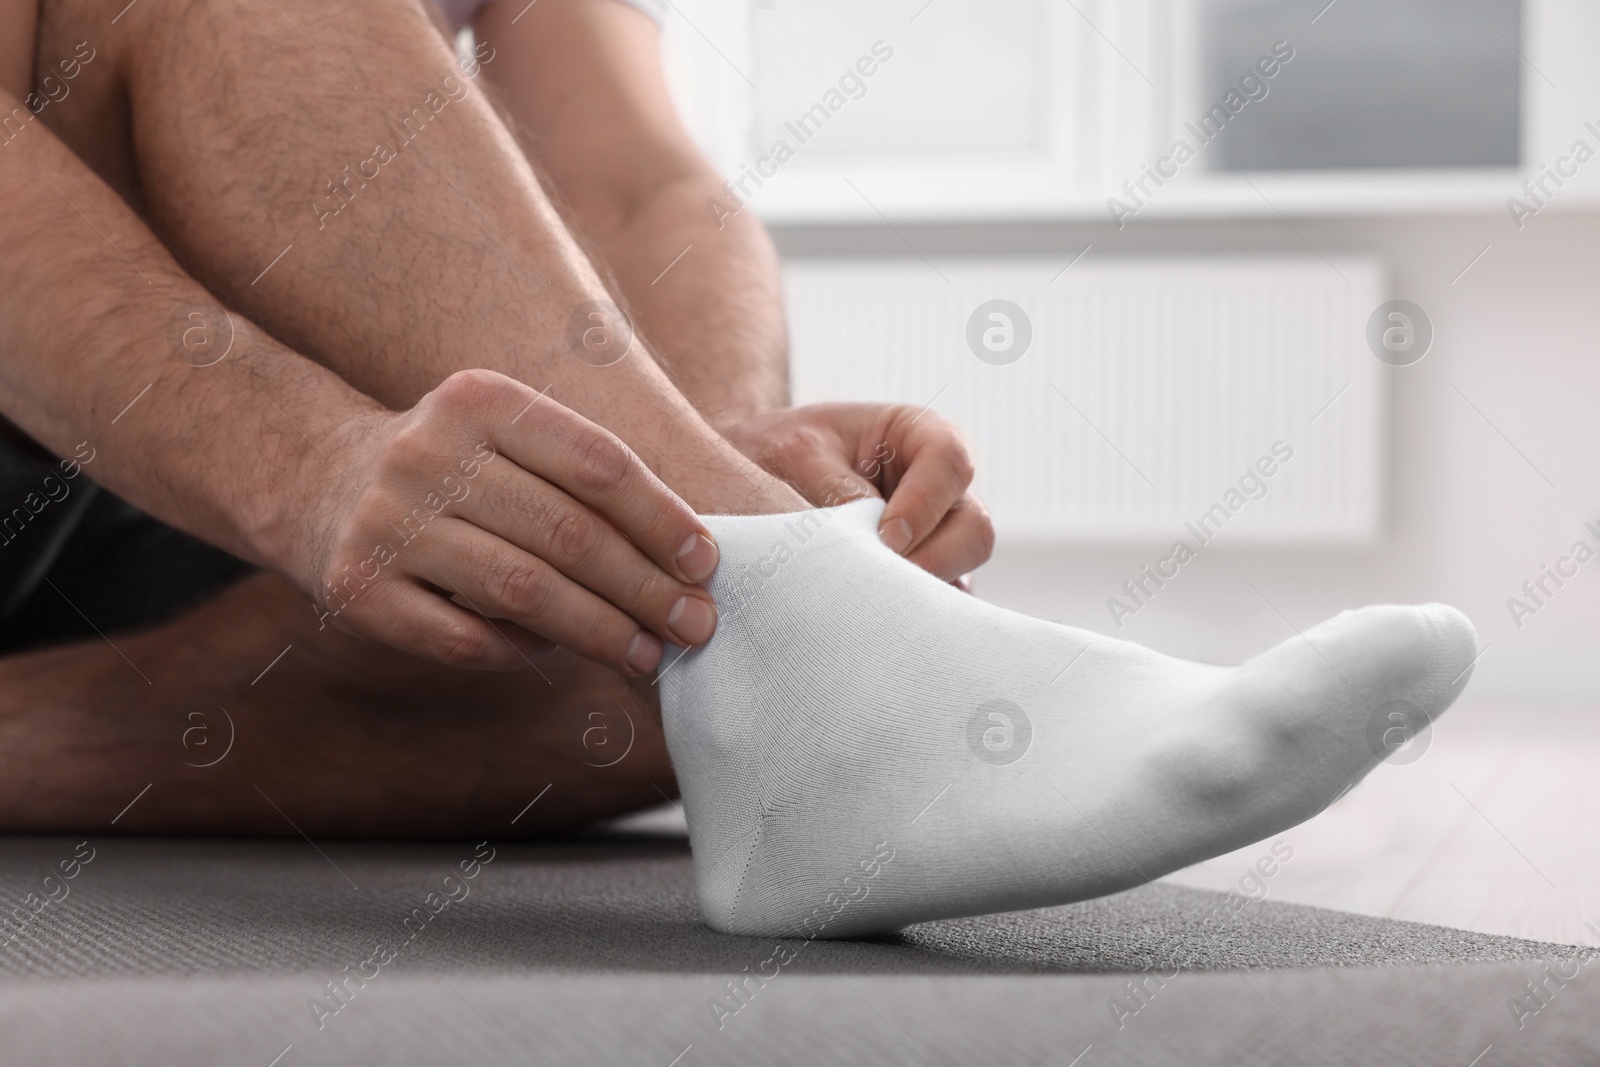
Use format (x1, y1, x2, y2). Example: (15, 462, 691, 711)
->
(773, 207, 1600, 705)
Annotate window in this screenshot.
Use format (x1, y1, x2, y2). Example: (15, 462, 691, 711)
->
(1202, 0, 1520, 171)
(662, 0, 1581, 220)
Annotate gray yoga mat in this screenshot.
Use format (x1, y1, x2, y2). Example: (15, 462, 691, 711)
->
(0, 833, 1593, 1065)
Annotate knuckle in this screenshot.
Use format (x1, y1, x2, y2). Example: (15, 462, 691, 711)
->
(886, 402, 924, 425)
(435, 368, 508, 412)
(944, 437, 977, 485)
(967, 500, 997, 560)
(488, 556, 555, 619)
(882, 404, 928, 441)
(435, 622, 493, 667)
(625, 568, 675, 617)
(636, 505, 698, 565)
(579, 609, 631, 660)
(382, 420, 436, 469)
(779, 425, 828, 459)
(546, 506, 600, 567)
(953, 450, 977, 486)
(570, 429, 634, 494)
(387, 419, 432, 460)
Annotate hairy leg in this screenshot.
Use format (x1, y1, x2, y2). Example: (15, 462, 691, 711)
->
(13, 0, 784, 835)
(0, 573, 674, 836)
(34, 0, 799, 516)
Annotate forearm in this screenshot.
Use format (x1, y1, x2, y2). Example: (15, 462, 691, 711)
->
(0, 97, 384, 581)
(586, 169, 790, 430)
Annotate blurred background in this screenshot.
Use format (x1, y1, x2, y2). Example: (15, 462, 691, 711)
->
(645, 0, 1600, 710)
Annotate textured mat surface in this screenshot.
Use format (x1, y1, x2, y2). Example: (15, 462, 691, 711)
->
(0, 834, 1585, 978)
(5, 966, 1600, 1067)
(0, 833, 1594, 1065)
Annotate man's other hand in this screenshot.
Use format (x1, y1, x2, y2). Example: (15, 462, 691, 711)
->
(725, 403, 995, 586)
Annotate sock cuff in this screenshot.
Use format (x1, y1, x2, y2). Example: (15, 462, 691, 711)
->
(701, 496, 884, 537)
(700, 496, 888, 623)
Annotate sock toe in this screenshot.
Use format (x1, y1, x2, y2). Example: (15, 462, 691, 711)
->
(1186, 602, 1479, 837)
(1415, 601, 1481, 694)
(1303, 602, 1479, 719)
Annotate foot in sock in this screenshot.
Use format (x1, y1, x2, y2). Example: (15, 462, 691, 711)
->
(660, 498, 1479, 939)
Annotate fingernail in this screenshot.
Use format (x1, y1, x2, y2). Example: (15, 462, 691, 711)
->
(667, 595, 717, 645)
(626, 631, 663, 675)
(676, 532, 719, 583)
(879, 518, 914, 555)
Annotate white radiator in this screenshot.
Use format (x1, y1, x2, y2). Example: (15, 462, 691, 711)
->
(783, 256, 1385, 545)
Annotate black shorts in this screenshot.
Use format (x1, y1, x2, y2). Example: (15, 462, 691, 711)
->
(0, 437, 255, 656)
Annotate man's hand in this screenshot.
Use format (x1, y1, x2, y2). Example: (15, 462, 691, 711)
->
(724, 403, 995, 584)
(298, 370, 721, 675)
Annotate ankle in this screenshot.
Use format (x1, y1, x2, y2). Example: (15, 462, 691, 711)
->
(676, 448, 811, 517)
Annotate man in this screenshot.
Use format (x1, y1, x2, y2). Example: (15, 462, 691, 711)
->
(0, 0, 1476, 937)
(0, 0, 992, 834)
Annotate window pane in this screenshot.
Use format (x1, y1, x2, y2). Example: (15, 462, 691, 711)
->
(1202, 0, 1520, 170)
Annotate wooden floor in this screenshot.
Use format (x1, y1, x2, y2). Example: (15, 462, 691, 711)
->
(1163, 701, 1600, 947)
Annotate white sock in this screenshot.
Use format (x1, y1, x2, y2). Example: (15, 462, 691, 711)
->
(661, 499, 1477, 939)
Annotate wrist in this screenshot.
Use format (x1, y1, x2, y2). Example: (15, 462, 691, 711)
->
(241, 391, 389, 592)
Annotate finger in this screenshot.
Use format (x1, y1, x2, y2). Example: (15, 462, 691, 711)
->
(766, 429, 882, 508)
(903, 494, 995, 583)
(338, 577, 555, 672)
(405, 517, 670, 676)
(873, 411, 977, 558)
(434, 373, 718, 583)
(461, 461, 718, 645)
